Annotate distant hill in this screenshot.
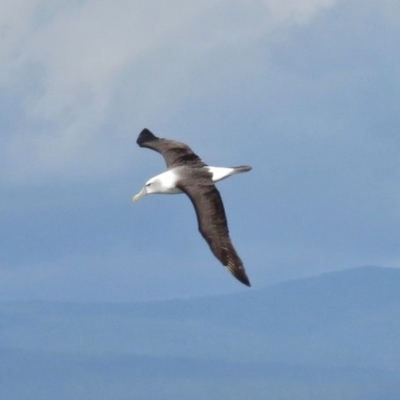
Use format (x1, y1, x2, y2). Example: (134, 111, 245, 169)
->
(1, 266, 400, 400)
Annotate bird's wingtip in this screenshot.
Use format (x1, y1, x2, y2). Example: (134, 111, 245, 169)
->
(225, 262, 251, 287)
(241, 277, 251, 287)
(137, 128, 158, 145)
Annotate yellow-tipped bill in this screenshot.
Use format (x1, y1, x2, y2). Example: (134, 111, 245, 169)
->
(132, 187, 147, 202)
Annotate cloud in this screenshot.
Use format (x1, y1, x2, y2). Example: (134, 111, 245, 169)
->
(0, 0, 345, 185)
(259, 0, 341, 24)
(1, 1, 213, 183)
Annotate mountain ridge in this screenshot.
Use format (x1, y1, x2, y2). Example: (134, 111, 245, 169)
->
(1, 266, 400, 399)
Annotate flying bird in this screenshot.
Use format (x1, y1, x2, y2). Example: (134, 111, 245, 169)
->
(133, 128, 252, 286)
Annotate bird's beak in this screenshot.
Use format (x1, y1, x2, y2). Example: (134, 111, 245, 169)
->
(132, 187, 147, 202)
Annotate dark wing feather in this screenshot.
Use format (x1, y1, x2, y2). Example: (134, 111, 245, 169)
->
(137, 128, 207, 169)
(177, 168, 251, 287)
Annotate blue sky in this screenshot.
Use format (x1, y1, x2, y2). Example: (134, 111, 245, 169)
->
(1, 0, 400, 302)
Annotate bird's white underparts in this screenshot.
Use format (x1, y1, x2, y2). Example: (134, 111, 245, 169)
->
(133, 166, 249, 201)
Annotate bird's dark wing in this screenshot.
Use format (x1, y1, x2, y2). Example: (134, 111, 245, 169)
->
(177, 168, 251, 287)
(137, 128, 207, 169)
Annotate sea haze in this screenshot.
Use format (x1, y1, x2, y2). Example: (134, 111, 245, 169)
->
(1, 266, 400, 400)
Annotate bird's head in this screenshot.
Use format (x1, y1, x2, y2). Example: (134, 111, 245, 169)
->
(132, 176, 163, 201)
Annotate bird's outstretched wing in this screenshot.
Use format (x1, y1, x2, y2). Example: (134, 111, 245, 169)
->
(177, 168, 251, 287)
(137, 128, 207, 169)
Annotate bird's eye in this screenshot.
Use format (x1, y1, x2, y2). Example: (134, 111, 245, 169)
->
(146, 183, 151, 187)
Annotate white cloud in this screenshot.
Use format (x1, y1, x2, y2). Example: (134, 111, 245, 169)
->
(0, 0, 41, 85)
(23, 1, 207, 119)
(259, 0, 341, 24)
(380, 0, 400, 22)
(0, 0, 345, 184)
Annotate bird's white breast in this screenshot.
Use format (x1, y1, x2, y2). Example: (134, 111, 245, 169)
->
(155, 169, 183, 194)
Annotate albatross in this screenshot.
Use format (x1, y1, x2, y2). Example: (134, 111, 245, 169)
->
(133, 128, 252, 287)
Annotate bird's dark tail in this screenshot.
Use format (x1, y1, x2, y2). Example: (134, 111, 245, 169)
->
(232, 165, 252, 173)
